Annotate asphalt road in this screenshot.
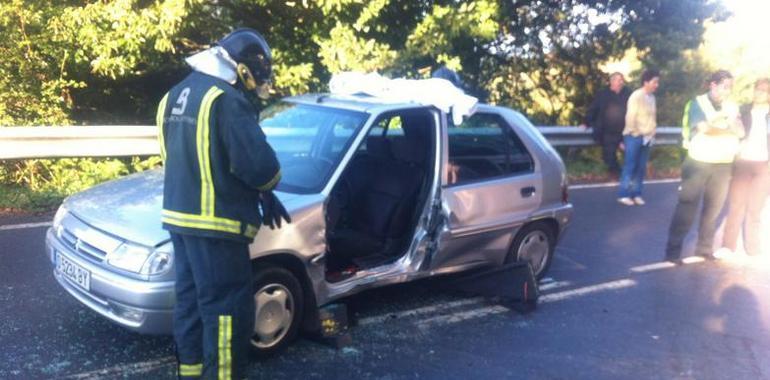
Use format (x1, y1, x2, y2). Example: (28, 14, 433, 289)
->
(2, 182, 770, 380)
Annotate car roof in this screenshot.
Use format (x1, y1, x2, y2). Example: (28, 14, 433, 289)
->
(284, 93, 418, 113)
(283, 93, 521, 123)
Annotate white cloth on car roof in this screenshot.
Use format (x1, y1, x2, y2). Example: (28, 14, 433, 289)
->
(329, 72, 478, 125)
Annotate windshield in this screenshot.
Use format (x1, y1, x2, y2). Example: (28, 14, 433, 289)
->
(259, 102, 368, 194)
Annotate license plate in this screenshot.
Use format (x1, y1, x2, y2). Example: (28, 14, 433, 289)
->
(57, 252, 91, 291)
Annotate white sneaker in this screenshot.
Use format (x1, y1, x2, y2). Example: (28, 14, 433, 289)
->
(713, 248, 750, 265)
(617, 197, 635, 206)
(633, 197, 646, 205)
(713, 247, 733, 260)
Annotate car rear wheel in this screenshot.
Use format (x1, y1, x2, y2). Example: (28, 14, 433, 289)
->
(506, 222, 556, 279)
(250, 266, 304, 357)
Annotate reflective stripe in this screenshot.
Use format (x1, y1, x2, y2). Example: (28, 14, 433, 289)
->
(244, 224, 259, 238)
(226, 316, 232, 380)
(257, 169, 282, 192)
(157, 93, 169, 161)
(179, 363, 202, 377)
(197, 87, 225, 217)
(681, 100, 691, 150)
(218, 315, 232, 380)
(162, 209, 242, 234)
(218, 316, 225, 380)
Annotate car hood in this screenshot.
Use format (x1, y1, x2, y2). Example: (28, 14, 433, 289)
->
(63, 168, 306, 247)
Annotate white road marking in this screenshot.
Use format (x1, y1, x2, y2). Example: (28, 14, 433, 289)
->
(358, 297, 485, 326)
(682, 256, 706, 264)
(630, 262, 678, 273)
(61, 356, 175, 380)
(537, 278, 636, 303)
(414, 304, 510, 328)
(358, 280, 572, 326)
(631, 257, 708, 273)
(415, 278, 637, 329)
(539, 280, 572, 291)
(0, 221, 52, 231)
(569, 178, 679, 190)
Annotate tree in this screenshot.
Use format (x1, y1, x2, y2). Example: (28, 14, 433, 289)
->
(0, 0, 722, 127)
(485, 0, 722, 125)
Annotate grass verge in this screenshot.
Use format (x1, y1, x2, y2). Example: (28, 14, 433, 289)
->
(0, 184, 65, 215)
(561, 145, 683, 184)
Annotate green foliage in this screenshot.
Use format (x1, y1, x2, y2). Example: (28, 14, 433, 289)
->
(0, 0, 721, 126)
(0, 184, 64, 212)
(316, 21, 396, 73)
(0, 157, 160, 212)
(0, 1, 722, 212)
(560, 145, 683, 183)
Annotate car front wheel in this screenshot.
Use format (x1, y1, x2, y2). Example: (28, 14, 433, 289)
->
(250, 266, 304, 357)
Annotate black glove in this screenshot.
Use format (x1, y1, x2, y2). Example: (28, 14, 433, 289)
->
(259, 190, 291, 229)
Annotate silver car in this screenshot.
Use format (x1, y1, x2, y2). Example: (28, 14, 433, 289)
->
(46, 93, 573, 355)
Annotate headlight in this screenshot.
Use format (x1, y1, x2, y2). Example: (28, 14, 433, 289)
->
(141, 243, 174, 276)
(53, 206, 67, 228)
(107, 243, 152, 273)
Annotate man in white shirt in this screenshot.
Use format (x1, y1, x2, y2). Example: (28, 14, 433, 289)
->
(617, 69, 659, 206)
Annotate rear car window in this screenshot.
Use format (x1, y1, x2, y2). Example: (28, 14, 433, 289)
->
(447, 112, 534, 185)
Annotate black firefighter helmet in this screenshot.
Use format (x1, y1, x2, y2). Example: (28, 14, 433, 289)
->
(217, 28, 273, 99)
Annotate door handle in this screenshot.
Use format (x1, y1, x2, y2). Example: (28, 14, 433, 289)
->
(520, 186, 536, 198)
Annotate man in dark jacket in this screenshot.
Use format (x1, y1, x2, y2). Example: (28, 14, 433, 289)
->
(582, 72, 631, 177)
(157, 28, 290, 379)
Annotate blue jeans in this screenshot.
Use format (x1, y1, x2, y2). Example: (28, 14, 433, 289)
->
(618, 135, 651, 198)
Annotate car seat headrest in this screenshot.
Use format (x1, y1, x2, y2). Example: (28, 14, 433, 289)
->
(366, 136, 391, 159)
(390, 139, 425, 165)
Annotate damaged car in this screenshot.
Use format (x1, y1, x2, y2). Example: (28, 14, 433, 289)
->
(46, 88, 573, 355)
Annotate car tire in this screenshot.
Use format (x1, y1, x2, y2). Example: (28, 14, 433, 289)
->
(506, 222, 556, 280)
(250, 266, 304, 358)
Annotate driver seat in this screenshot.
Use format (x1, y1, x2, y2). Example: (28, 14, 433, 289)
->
(328, 120, 428, 261)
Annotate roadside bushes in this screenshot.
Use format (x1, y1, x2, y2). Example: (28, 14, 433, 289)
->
(558, 145, 684, 183)
(0, 157, 160, 212)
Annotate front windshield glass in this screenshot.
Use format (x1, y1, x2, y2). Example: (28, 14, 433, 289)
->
(259, 102, 368, 194)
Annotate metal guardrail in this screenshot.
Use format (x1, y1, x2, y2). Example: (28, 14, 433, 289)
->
(537, 126, 682, 147)
(0, 126, 159, 160)
(0, 125, 683, 160)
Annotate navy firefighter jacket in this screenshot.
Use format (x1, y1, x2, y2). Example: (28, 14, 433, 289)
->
(156, 71, 281, 243)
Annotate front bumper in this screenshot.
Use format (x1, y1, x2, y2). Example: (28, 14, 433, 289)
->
(46, 228, 174, 334)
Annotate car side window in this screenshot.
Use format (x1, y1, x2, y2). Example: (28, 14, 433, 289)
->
(358, 115, 406, 152)
(447, 113, 534, 185)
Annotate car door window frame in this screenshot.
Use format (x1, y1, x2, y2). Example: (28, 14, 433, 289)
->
(445, 112, 535, 187)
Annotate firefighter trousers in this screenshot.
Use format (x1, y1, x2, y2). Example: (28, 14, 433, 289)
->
(170, 233, 254, 380)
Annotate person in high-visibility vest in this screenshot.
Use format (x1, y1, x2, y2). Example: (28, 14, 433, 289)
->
(665, 70, 744, 263)
(157, 28, 291, 379)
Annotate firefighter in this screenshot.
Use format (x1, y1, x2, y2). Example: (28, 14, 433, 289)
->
(156, 28, 291, 379)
